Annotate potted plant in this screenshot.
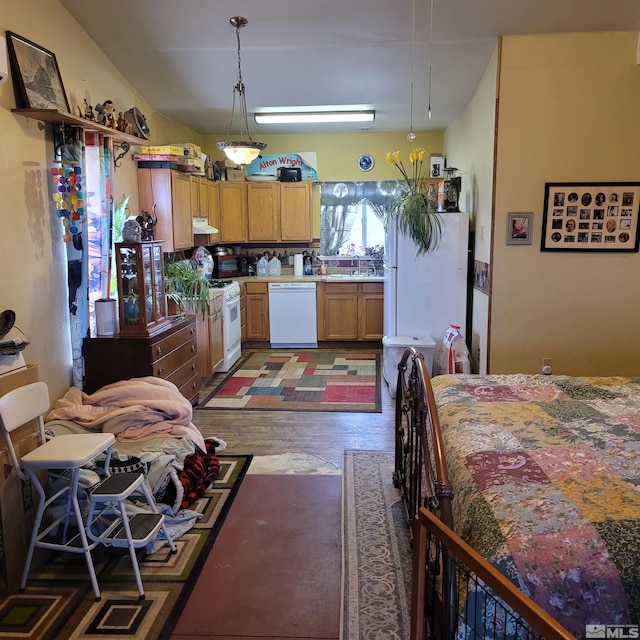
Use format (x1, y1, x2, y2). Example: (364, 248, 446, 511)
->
(164, 259, 209, 320)
(386, 148, 443, 255)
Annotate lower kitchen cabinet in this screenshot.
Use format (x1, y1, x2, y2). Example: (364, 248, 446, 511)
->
(83, 315, 201, 404)
(358, 283, 384, 339)
(244, 282, 270, 340)
(317, 281, 384, 341)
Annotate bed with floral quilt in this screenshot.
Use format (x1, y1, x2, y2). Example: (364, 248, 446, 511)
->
(428, 372, 640, 638)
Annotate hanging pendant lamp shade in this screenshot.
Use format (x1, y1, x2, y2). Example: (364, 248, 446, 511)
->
(216, 16, 266, 165)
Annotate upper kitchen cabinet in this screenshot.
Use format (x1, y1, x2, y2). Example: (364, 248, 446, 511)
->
(247, 182, 281, 241)
(219, 182, 248, 243)
(280, 182, 312, 242)
(138, 168, 192, 252)
(192, 177, 220, 246)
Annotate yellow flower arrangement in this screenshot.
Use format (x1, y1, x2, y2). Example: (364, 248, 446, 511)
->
(386, 147, 442, 255)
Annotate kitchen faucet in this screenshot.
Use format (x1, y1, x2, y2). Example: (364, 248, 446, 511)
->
(351, 255, 361, 275)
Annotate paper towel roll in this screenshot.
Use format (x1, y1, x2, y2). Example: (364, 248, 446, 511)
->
(95, 298, 117, 336)
(294, 254, 304, 276)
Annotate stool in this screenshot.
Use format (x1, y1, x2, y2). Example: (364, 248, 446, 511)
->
(0, 381, 116, 601)
(86, 472, 177, 599)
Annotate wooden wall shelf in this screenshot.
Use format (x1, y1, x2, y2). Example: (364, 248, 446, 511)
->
(12, 108, 145, 146)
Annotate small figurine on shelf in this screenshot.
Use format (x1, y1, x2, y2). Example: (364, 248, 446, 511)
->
(136, 209, 157, 241)
(122, 219, 143, 242)
(95, 100, 117, 128)
(77, 98, 95, 121)
(117, 111, 131, 133)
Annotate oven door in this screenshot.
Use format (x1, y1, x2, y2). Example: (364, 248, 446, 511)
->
(224, 290, 241, 350)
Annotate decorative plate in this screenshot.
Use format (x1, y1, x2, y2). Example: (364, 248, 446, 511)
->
(358, 154, 374, 172)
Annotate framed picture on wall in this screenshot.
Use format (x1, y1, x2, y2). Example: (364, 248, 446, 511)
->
(5, 31, 70, 112)
(506, 212, 533, 245)
(541, 182, 640, 252)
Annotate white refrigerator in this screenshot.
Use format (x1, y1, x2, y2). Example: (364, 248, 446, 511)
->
(383, 210, 469, 361)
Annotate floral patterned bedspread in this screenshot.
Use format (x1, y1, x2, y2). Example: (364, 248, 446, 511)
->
(431, 373, 640, 637)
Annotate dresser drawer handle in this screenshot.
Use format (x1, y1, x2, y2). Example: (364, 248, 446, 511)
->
(192, 382, 198, 390)
(156, 347, 163, 356)
(191, 345, 196, 353)
(157, 366, 164, 375)
(190, 328, 195, 335)
(191, 363, 197, 371)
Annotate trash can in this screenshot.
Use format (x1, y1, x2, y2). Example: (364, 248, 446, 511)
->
(382, 335, 436, 398)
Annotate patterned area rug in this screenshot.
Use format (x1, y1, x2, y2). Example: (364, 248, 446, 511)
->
(200, 350, 382, 412)
(0, 455, 251, 640)
(342, 450, 412, 640)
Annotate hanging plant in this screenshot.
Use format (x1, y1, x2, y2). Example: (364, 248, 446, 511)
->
(386, 148, 443, 255)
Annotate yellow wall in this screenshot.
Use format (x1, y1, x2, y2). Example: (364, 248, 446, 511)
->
(0, 0, 205, 399)
(445, 45, 498, 374)
(491, 31, 640, 376)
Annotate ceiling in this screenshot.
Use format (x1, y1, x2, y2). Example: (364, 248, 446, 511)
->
(60, 0, 640, 136)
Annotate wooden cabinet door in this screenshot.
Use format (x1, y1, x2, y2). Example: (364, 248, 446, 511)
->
(358, 283, 384, 339)
(245, 282, 269, 340)
(219, 182, 248, 242)
(321, 282, 358, 339)
(170, 171, 194, 250)
(280, 182, 311, 241)
(206, 181, 221, 244)
(209, 302, 224, 372)
(247, 182, 280, 241)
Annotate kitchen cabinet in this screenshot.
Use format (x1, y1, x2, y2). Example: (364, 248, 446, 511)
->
(189, 291, 224, 379)
(240, 283, 247, 339)
(280, 182, 312, 241)
(358, 283, 384, 339)
(193, 178, 221, 246)
(137, 168, 193, 252)
(317, 281, 384, 341)
(247, 182, 281, 241)
(219, 182, 248, 242)
(244, 282, 270, 340)
(83, 315, 201, 404)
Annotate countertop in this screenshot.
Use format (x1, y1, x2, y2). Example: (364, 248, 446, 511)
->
(235, 274, 385, 284)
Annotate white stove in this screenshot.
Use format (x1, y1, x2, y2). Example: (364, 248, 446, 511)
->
(210, 280, 241, 372)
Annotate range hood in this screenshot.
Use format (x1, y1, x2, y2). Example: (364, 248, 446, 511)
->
(192, 217, 219, 234)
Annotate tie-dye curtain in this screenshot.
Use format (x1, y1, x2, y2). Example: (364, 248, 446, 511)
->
(319, 181, 397, 255)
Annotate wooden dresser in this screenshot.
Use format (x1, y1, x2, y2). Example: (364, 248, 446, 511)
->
(83, 315, 201, 404)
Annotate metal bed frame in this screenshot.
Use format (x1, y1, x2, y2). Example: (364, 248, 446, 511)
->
(392, 348, 575, 640)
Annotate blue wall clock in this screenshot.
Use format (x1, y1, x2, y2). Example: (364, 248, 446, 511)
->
(358, 154, 374, 172)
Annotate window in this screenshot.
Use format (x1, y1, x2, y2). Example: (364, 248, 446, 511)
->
(319, 181, 398, 256)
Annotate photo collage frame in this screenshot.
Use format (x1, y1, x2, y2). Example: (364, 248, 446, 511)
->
(541, 182, 640, 252)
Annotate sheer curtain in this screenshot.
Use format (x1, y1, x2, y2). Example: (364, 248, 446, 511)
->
(319, 181, 398, 255)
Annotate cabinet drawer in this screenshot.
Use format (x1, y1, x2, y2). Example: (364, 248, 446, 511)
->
(167, 356, 201, 394)
(324, 282, 358, 294)
(361, 282, 384, 294)
(153, 337, 198, 378)
(178, 373, 201, 404)
(245, 281, 268, 294)
(150, 323, 197, 362)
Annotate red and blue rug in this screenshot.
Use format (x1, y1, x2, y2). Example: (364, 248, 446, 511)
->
(200, 351, 381, 412)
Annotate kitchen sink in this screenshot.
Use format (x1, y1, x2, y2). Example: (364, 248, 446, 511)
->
(324, 274, 382, 279)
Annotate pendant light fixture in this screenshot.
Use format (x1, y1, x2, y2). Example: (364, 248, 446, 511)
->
(427, 0, 434, 121)
(216, 16, 266, 165)
(407, 0, 416, 141)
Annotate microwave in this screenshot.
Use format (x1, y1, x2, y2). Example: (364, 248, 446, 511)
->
(213, 253, 248, 279)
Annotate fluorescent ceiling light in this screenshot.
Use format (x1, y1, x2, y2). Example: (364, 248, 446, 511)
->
(255, 110, 375, 125)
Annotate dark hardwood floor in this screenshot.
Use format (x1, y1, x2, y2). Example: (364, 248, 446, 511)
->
(192, 347, 395, 469)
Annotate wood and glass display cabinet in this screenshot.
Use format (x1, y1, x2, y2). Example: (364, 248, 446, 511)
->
(115, 241, 171, 337)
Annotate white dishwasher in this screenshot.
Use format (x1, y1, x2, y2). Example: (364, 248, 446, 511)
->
(268, 282, 318, 348)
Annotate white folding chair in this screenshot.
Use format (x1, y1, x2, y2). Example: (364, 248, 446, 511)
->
(0, 381, 115, 601)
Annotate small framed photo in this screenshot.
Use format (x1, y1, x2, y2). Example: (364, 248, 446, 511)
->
(541, 182, 640, 252)
(506, 212, 533, 245)
(5, 31, 70, 112)
(430, 154, 445, 179)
